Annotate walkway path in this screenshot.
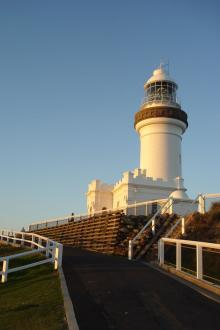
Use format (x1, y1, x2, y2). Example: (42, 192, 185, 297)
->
(62, 247, 220, 330)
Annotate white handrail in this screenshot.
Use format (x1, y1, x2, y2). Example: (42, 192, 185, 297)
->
(127, 192, 208, 261)
(0, 229, 63, 283)
(28, 192, 220, 231)
(159, 238, 220, 282)
(164, 217, 183, 238)
(128, 197, 175, 260)
(203, 193, 220, 199)
(196, 193, 220, 214)
(28, 198, 168, 231)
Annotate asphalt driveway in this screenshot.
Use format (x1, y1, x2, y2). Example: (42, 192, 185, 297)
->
(62, 247, 220, 330)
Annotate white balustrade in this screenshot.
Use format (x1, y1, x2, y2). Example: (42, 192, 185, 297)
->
(29, 198, 168, 232)
(128, 197, 175, 260)
(0, 230, 63, 283)
(159, 238, 220, 282)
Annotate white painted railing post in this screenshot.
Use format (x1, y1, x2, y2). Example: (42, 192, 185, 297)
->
(152, 219, 155, 235)
(21, 233, 24, 246)
(159, 239, 164, 265)
(128, 240, 133, 260)
(176, 242, 181, 271)
(54, 244, 63, 270)
(13, 233, 16, 245)
(169, 197, 174, 214)
(2, 258, 9, 283)
(158, 240, 160, 261)
(38, 238, 42, 249)
(46, 240, 50, 257)
(181, 218, 185, 235)
(58, 244, 63, 267)
(198, 195, 206, 214)
(31, 235, 35, 249)
(196, 244, 203, 280)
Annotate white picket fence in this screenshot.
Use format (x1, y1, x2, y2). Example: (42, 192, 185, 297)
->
(158, 238, 220, 283)
(0, 230, 63, 283)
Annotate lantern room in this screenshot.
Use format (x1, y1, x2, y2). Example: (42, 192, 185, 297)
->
(143, 65, 180, 108)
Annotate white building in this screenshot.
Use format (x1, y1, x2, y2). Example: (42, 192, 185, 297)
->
(87, 65, 192, 215)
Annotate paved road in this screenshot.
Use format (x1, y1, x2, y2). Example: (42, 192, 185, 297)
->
(62, 247, 220, 330)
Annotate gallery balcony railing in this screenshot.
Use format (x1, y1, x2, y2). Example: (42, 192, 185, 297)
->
(142, 94, 181, 108)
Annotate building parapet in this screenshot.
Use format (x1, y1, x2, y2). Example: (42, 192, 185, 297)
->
(87, 179, 114, 194)
(113, 168, 174, 191)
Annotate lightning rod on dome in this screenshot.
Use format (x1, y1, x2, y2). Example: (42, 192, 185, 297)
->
(159, 58, 169, 73)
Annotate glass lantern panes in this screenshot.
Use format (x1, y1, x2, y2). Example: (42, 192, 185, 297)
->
(145, 81, 177, 104)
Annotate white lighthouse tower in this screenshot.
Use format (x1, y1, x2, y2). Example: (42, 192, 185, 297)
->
(87, 64, 191, 214)
(135, 64, 188, 199)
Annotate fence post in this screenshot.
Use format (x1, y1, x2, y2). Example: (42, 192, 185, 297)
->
(181, 218, 185, 235)
(46, 240, 50, 257)
(159, 239, 164, 265)
(128, 240, 133, 260)
(176, 242, 181, 271)
(58, 244, 63, 267)
(198, 195, 205, 214)
(13, 232, 16, 245)
(31, 235, 35, 249)
(2, 258, 9, 283)
(54, 244, 63, 270)
(196, 244, 203, 280)
(152, 219, 155, 235)
(157, 240, 160, 261)
(20, 233, 24, 246)
(38, 238, 42, 249)
(169, 197, 174, 214)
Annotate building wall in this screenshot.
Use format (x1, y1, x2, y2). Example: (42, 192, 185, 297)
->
(87, 180, 113, 214)
(112, 168, 177, 210)
(86, 169, 190, 215)
(172, 200, 198, 216)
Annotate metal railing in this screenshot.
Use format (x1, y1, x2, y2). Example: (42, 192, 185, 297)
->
(28, 198, 168, 232)
(128, 196, 174, 260)
(142, 97, 180, 108)
(198, 193, 220, 214)
(0, 230, 63, 283)
(164, 217, 185, 239)
(165, 193, 220, 239)
(28, 192, 220, 232)
(127, 192, 209, 260)
(158, 238, 220, 283)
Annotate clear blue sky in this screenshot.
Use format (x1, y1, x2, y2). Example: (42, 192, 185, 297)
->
(0, 0, 219, 230)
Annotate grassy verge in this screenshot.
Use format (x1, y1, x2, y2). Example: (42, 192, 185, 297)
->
(0, 244, 68, 330)
(0, 243, 28, 256)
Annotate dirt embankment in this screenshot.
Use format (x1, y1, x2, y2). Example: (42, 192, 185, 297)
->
(183, 202, 220, 243)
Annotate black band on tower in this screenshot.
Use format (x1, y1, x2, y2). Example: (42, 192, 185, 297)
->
(134, 106, 188, 128)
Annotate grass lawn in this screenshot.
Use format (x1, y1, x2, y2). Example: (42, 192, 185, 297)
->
(0, 244, 68, 330)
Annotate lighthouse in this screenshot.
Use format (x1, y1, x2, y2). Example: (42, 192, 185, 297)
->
(134, 64, 189, 198)
(87, 64, 191, 214)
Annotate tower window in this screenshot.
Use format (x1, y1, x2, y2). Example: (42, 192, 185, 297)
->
(145, 81, 177, 104)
